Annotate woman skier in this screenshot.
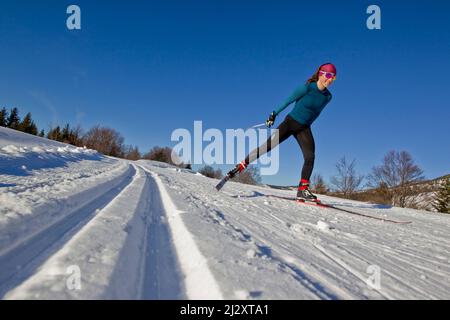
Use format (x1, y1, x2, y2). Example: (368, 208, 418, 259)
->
(218, 63, 337, 202)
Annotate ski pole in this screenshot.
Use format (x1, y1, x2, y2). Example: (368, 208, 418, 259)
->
(251, 122, 267, 128)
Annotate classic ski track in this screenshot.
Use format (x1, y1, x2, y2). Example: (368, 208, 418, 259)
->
(137, 167, 186, 299)
(0, 164, 136, 298)
(138, 165, 224, 300)
(4, 164, 194, 299)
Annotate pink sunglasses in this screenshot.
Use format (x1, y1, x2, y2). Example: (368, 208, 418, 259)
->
(319, 70, 336, 80)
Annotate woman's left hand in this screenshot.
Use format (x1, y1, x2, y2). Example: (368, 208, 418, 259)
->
(266, 111, 276, 128)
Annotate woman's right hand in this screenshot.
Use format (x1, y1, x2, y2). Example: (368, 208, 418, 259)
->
(266, 111, 276, 128)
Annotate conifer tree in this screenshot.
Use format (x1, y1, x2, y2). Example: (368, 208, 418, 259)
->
(0, 107, 8, 127)
(7, 107, 20, 129)
(19, 112, 33, 133)
(47, 125, 62, 141)
(433, 178, 450, 214)
(29, 121, 38, 135)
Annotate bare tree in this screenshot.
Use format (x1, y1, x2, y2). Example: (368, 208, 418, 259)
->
(232, 165, 262, 186)
(368, 150, 425, 207)
(70, 125, 84, 147)
(82, 126, 125, 157)
(199, 165, 223, 179)
(143, 146, 172, 163)
(47, 125, 62, 141)
(124, 145, 141, 161)
(143, 146, 193, 168)
(330, 157, 364, 196)
(311, 173, 328, 194)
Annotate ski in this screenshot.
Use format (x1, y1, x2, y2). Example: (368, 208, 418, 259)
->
(216, 164, 242, 191)
(216, 162, 249, 191)
(215, 175, 231, 191)
(264, 194, 412, 224)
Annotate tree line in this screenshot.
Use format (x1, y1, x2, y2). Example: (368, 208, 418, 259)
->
(310, 152, 448, 213)
(0, 106, 188, 164)
(1, 107, 139, 159)
(1, 107, 40, 136)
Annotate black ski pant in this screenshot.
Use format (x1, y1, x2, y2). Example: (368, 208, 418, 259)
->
(244, 115, 315, 181)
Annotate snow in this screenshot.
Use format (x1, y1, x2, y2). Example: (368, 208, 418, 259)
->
(1, 126, 450, 299)
(4, 164, 149, 299)
(316, 221, 332, 232)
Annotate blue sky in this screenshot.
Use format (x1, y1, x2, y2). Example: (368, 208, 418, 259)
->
(1, 0, 449, 186)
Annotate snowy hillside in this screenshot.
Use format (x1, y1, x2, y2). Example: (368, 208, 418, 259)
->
(1, 126, 450, 299)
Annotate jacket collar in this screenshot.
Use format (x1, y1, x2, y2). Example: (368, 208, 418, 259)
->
(312, 81, 330, 95)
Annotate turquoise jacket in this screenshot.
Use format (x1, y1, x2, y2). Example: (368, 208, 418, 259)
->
(274, 81, 332, 126)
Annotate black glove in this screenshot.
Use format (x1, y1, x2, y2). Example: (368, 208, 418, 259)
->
(266, 111, 276, 128)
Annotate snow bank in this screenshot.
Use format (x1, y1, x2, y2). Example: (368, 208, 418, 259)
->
(0, 128, 101, 176)
(0, 127, 132, 254)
